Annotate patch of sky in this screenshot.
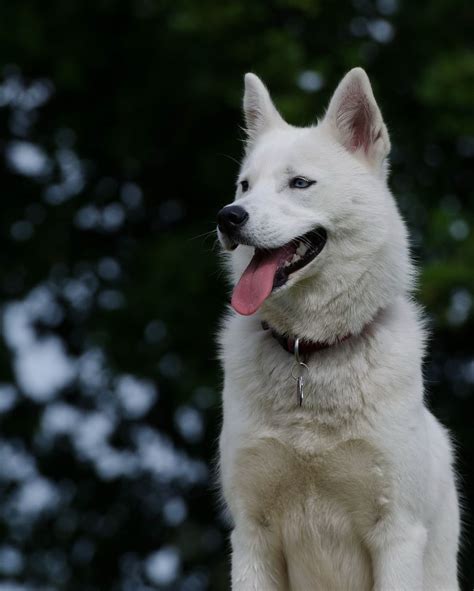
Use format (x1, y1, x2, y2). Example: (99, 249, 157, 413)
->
(297, 71, 324, 93)
(132, 426, 208, 485)
(43, 148, 85, 205)
(121, 182, 143, 209)
(5, 141, 52, 178)
(175, 406, 204, 443)
(376, 0, 398, 15)
(158, 353, 183, 379)
(449, 219, 469, 241)
(13, 337, 76, 402)
(367, 18, 394, 43)
(71, 538, 95, 566)
(75, 203, 126, 232)
(162, 496, 187, 526)
(97, 289, 126, 310)
(3, 287, 75, 401)
(0, 441, 37, 482)
(463, 359, 474, 384)
(116, 375, 158, 419)
(144, 320, 166, 344)
(97, 257, 121, 281)
(180, 571, 209, 591)
(0, 546, 24, 576)
(8, 477, 60, 517)
(447, 289, 471, 326)
(11, 220, 34, 242)
(0, 384, 18, 414)
(144, 547, 180, 586)
(102, 203, 126, 231)
(77, 347, 110, 394)
(0, 70, 53, 110)
(62, 275, 96, 312)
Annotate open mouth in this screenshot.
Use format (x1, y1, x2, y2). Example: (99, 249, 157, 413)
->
(273, 228, 328, 289)
(231, 227, 327, 316)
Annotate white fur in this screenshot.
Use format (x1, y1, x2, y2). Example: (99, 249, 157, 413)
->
(217, 68, 460, 590)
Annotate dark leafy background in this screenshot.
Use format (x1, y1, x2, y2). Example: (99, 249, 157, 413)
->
(0, 0, 472, 589)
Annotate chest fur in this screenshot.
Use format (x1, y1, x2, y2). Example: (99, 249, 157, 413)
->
(229, 436, 391, 536)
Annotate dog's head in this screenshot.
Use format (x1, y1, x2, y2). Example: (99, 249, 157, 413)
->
(218, 68, 412, 340)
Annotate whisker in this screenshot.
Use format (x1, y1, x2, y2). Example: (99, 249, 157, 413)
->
(188, 229, 217, 242)
(216, 152, 241, 166)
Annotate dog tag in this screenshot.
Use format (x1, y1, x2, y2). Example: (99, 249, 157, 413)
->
(296, 376, 304, 406)
(292, 338, 309, 407)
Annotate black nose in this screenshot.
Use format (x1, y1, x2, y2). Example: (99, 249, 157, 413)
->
(217, 205, 249, 235)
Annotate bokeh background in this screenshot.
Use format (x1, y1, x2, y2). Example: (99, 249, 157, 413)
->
(0, 0, 472, 589)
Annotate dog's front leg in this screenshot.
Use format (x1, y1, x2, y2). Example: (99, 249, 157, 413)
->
(369, 521, 427, 591)
(231, 523, 287, 591)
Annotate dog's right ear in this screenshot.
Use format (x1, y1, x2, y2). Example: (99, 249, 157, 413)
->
(243, 73, 286, 146)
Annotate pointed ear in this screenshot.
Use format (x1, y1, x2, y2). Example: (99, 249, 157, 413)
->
(322, 68, 390, 170)
(243, 73, 286, 144)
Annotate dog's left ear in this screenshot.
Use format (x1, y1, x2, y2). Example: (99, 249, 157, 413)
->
(322, 68, 390, 171)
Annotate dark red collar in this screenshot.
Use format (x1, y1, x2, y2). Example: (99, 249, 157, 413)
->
(261, 321, 352, 356)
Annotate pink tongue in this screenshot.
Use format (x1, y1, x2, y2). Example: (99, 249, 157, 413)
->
(231, 247, 291, 316)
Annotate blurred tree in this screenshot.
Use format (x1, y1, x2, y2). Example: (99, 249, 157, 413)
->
(0, 0, 472, 589)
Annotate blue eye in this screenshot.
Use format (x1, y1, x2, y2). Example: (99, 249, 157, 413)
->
(240, 180, 249, 192)
(290, 177, 315, 189)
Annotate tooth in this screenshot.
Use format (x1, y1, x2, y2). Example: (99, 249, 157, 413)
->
(296, 243, 309, 256)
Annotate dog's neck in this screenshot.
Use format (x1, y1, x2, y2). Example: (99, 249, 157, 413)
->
(259, 280, 395, 347)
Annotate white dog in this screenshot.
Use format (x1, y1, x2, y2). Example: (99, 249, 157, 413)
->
(216, 68, 460, 590)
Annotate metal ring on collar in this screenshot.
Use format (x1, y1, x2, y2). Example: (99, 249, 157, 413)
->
(291, 361, 309, 381)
